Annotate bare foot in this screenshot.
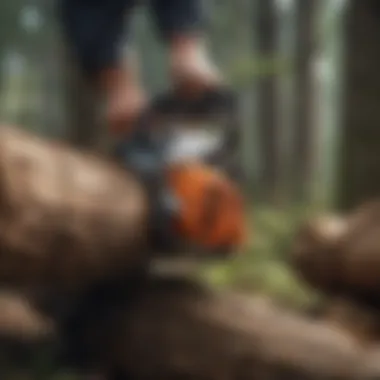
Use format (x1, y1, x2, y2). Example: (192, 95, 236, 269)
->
(169, 36, 224, 99)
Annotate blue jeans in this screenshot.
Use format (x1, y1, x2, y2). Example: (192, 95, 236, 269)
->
(59, 0, 206, 76)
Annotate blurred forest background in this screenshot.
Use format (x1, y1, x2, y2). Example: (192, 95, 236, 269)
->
(0, 0, 378, 307)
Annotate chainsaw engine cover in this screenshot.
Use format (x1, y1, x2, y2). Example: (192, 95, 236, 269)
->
(115, 90, 245, 257)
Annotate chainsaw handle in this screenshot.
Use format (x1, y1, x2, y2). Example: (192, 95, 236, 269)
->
(131, 88, 240, 159)
(132, 88, 239, 133)
(148, 88, 239, 121)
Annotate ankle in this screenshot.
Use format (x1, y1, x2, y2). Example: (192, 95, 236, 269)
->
(170, 34, 205, 53)
(97, 55, 141, 94)
(169, 35, 208, 68)
(169, 35, 222, 97)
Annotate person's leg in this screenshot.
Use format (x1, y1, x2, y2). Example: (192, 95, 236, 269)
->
(59, 0, 146, 134)
(149, 0, 222, 98)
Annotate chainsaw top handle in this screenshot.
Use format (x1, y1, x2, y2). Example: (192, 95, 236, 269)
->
(132, 88, 239, 140)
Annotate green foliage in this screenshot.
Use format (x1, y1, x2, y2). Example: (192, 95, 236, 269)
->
(201, 205, 321, 309)
(227, 54, 292, 85)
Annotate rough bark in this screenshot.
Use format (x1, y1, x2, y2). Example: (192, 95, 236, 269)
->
(291, 201, 380, 300)
(255, 0, 279, 202)
(0, 125, 148, 293)
(2, 275, 380, 379)
(292, 0, 317, 201)
(59, 275, 380, 380)
(338, 0, 380, 209)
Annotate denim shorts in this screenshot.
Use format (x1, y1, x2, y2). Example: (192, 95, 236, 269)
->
(59, 0, 206, 75)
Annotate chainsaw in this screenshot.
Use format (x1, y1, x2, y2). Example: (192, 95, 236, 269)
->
(114, 88, 246, 258)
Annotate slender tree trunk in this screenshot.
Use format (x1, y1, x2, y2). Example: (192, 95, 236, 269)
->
(338, 0, 380, 210)
(255, 0, 279, 203)
(291, 0, 317, 202)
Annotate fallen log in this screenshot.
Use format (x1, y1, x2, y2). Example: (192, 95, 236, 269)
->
(60, 275, 380, 380)
(2, 275, 380, 379)
(291, 201, 380, 301)
(0, 125, 149, 292)
(290, 212, 348, 293)
(4, 124, 380, 379)
(321, 296, 380, 343)
(0, 124, 245, 293)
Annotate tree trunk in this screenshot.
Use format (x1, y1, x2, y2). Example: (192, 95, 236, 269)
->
(338, 0, 380, 210)
(255, 0, 279, 202)
(291, 0, 317, 202)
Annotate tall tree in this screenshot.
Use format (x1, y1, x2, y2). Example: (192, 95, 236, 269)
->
(338, 0, 380, 209)
(255, 0, 279, 202)
(291, 0, 317, 202)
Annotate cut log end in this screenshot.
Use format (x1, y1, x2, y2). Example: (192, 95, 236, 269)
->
(291, 214, 347, 292)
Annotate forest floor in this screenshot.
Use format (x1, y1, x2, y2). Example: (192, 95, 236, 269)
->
(200, 204, 323, 309)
